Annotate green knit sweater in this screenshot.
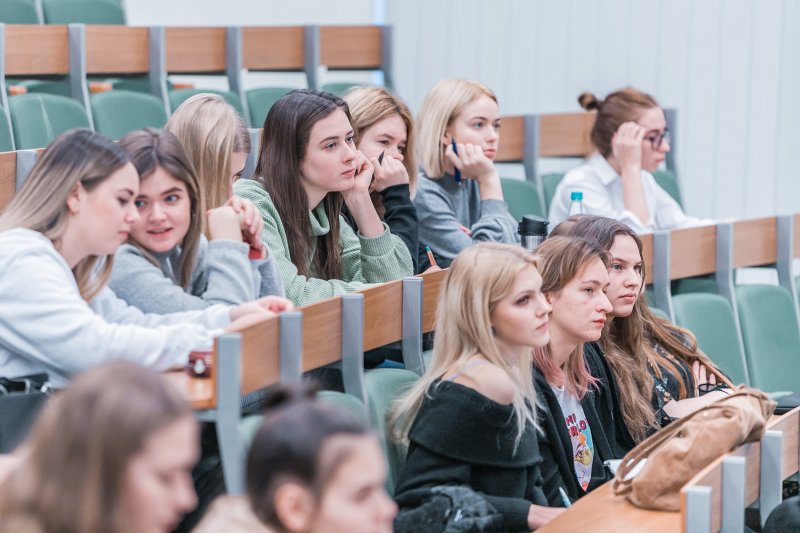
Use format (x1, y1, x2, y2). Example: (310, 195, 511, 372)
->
(234, 178, 414, 306)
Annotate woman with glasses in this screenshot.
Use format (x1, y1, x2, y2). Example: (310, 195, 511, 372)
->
(548, 87, 711, 232)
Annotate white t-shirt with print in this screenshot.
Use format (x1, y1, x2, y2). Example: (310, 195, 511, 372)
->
(551, 384, 594, 491)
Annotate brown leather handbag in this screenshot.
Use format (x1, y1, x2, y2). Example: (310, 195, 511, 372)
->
(612, 387, 776, 511)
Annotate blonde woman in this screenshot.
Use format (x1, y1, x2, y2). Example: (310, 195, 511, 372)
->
(345, 86, 428, 271)
(414, 79, 519, 268)
(0, 129, 290, 387)
(0, 362, 199, 532)
(530, 236, 616, 505)
(391, 243, 563, 532)
(166, 93, 251, 211)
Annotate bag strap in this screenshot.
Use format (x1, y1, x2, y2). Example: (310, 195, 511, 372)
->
(612, 388, 759, 495)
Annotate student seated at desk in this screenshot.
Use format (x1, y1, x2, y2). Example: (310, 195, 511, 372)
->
(0, 361, 199, 533)
(414, 79, 519, 268)
(391, 243, 563, 532)
(548, 87, 712, 232)
(0, 130, 291, 387)
(110, 128, 284, 313)
(531, 237, 617, 505)
(560, 216, 732, 442)
(234, 89, 413, 306)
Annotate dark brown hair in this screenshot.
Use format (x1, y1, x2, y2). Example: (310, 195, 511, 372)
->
(119, 128, 205, 288)
(254, 89, 352, 280)
(246, 386, 369, 529)
(578, 88, 659, 158)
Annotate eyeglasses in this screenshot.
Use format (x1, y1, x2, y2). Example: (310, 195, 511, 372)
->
(644, 128, 670, 150)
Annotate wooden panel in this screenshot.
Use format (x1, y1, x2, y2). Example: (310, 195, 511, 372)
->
(320, 26, 382, 68)
(537, 483, 680, 533)
(363, 279, 403, 351)
(794, 214, 800, 257)
(163, 370, 215, 410)
(165, 27, 226, 73)
(300, 297, 342, 371)
(85, 26, 149, 74)
(0, 152, 17, 211)
(422, 268, 448, 333)
(640, 233, 653, 285)
(733, 217, 777, 268)
(768, 407, 800, 479)
(238, 315, 280, 395)
(670, 225, 717, 279)
(242, 26, 305, 70)
(538, 112, 595, 158)
(494, 115, 524, 163)
(5, 25, 69, 76)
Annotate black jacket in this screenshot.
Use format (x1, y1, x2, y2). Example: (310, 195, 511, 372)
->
(394, 379, 547, 532)
(533, 364, 615, 506)
(584, 342, 637, 456)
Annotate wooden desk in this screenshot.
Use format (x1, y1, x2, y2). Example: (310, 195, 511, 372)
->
(162, 370, 215, 410)
(537, 483, 680, 533)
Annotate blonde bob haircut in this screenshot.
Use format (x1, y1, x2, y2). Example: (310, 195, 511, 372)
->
(390, 242, 539, 449)
(416, 79, 497, 179)
(165, 93, 251, 213)
(344, 85, 417, 197)
(0, 129, 130, 301)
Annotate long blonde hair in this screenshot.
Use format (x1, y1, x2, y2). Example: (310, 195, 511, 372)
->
(165, 93, 251, 212)
(0, 129, 130, 301)
(0, 362, 193, 533)
(345, 85, 417, 201)
(416, 79, 497, 178)
(390, 243, 540, 448)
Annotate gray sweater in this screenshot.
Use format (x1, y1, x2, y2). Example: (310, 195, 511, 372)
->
(109, 235, 284, 314)
(414, 172, 520, 267)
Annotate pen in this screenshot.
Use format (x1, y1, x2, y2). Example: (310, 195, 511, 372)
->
(451, 139, 461, 183)
(425, 245, 438, 268)
(558, 487, 572, 508)
(378, 150, 385, 165)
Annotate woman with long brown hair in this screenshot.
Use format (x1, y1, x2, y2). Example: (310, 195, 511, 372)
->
(233, 89, 413, 306)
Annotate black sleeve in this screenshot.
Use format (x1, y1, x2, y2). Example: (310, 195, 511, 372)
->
(380, 184, 419, 273)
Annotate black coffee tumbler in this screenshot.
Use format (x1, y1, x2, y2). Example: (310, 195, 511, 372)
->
(519, 215, 548, 252)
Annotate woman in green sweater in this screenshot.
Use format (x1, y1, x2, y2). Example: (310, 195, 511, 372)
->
(234, 90, 414, 306)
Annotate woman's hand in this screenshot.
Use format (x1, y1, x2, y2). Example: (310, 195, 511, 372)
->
(528, 504, 566, 530)
(692, 360, 717, 396)
(207, 206, 244, 242)
(445, 142, 498, 185)
(224, 196, 265, 256)
(370, 153, 408, 192)
(341, 151, 384, 237)
(230, 296, 294, 322)
(611, 121, 645, 176)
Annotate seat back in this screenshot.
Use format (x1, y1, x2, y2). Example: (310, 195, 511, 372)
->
(500, 177, 543, 220)
(9, 93, 90, 149)
(246, 87, 292, 129)
(541, 172, 564, 214)
(673, 292, 749, 385)
(91, 90, 168, 140)
(42, 0, 125, 24)
(736, 284, 800, 392)
(364, 368, 418, 493)
(0, 0, 40, 23)
(652, 169, 683, 207)
(321, 82, 363, 97)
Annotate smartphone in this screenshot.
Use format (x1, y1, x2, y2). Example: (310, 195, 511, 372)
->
(451, 139, 461, 183)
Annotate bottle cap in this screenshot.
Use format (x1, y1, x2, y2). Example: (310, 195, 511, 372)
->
(570, 191, 583, 201)
(518, 215, 549, 236)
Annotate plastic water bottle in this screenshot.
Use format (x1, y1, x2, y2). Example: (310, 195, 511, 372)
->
(568, 191, 585, 216)
(519, 215, 548, 251)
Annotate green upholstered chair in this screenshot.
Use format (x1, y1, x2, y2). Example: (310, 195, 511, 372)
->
(500, 177, 544, 220)
(9, 93, 90, 149)
(364, 368, 418, 493)
(42, 0, 125, 24)
(0, 0, 40, 23)
(169, 89, 246, 123)
(652, 169, 683, 207)
(541, 172, 564, 214)
(91, 90, 168, 140)
(673, 292, 749, 386)
(736, 284, 800, 392)
(246, 87, 293, 129)
(321, 82, 365, 97)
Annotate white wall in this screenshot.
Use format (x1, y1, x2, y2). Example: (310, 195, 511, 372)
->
(124, 0, 800, 220)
